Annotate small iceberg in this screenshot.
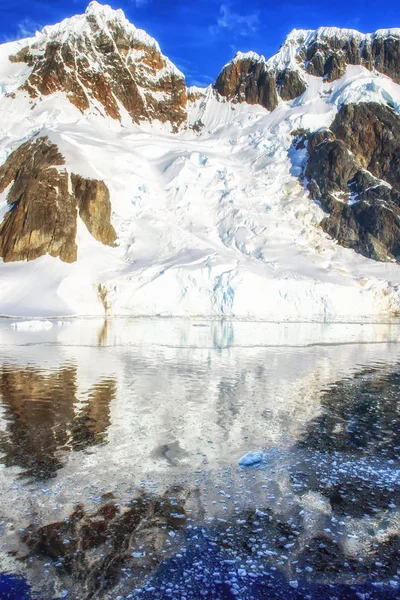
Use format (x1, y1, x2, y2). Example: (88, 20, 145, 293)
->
(238, 451, 264, 466)
(11, 320, 54, 332)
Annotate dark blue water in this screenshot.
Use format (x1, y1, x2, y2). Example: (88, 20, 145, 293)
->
(0, 574, 32, 599)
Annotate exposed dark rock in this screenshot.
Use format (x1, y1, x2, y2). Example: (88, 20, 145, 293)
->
(0, 138, 78, 263)
(289, 29, 400, 84)
(71, 175, 116, 246)
(305, 138, 358, 198)
(306, 42, 327, 77)
(293, 102, 400, 261)
(9, 8, 187, 130)
(187, 88, 205, 103)
(277, 69, 307, 100)
(215, 30, 400, 107)
(323, 52, 346, 81)
(330, 102, 400, 188)
(371, 33, 400, 84)
(0, 137, 117, 264)
(306, 128, 336, 154)
(320, 200, 400, 262)
(349, 170, 400, 205)
(344, 37, 363, 65)
(214, 56, 278, 111)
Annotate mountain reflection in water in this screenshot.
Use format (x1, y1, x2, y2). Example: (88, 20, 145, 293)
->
(0, 318, 399, 599)
(0, 366, 115, 479)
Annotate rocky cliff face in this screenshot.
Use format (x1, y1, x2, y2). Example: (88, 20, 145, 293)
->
(214, 52, 278, 111)
(216, 28, 400, 109)
(293, 102, 400, 261)
(276, 69, 307, 101)
(214, 52, 309, 107)
(284, 28, 400, 85)
(9, 2, 187, 130)
(0, 137, 116, 263)
(330, 103, 400, 187)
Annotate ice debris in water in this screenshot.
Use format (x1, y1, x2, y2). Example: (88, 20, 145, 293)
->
(238, 451, 264, 466)
(11, 320, 54, 331)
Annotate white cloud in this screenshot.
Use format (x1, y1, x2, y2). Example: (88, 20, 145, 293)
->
(17, 18, 41, 39)
(211, 3, 259, 37)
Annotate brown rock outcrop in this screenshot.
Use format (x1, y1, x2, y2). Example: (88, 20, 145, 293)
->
(293, 102, 400, 261)
(0, 137, 117, 264)
(330, 102, 400, 187)
(258, 28, 400, 103)
(277, 69, 307, 101)
(371, 33, 400, 84)
(214, 54, 278, 111)
(301, 29, 400, 83)
(0, 138, 78, 263)
(71, 174, 116, 246)
(9, 4, 187, 130)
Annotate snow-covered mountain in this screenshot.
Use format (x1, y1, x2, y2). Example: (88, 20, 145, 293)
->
(0, 2, 400, 319)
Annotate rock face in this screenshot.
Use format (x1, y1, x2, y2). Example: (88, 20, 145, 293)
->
(294, 102, 400, 261)
(214, 52, 278, 111)
(9, 2, 187, 130)
(215, 28, 400, 109)
(71, 175, 116, 247)
(330, 103, 400, 187)
(0, 137, 116, 263)
(0, 139, 78, 263)
(292, 28, 400, 84)
(276, 69, 307, 101)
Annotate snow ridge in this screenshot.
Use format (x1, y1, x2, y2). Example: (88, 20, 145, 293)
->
(266, 26, 400, 75)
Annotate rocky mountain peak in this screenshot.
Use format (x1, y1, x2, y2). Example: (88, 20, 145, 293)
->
(214, 51, 278, 111)
(274, 26, 400, 83)
(8, 2, 187, 130)
(85, 0, 125, 19)
(215, 25, 400, 109)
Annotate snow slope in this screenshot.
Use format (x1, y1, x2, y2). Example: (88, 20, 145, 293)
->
(1, 5, 400, 319)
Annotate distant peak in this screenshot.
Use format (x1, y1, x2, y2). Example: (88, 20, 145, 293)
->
(85, 1, 125, 20)
(283, 25, 400, 47)
(283, 29, 312, 44)
(232, 51, 264, 63)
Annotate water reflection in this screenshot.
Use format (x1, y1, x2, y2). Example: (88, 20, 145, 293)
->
(0, 365, 116, 479)
(296, 363, 400, 519)
(299, 364, 400, 459)
(18, 475, 400, 599)
(23, 487, 188, 598)
(0, 318, 399, 598)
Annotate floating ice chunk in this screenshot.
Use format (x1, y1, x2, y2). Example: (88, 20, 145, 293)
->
(11, 320, 54, 331)
(238, 451, 264, 466)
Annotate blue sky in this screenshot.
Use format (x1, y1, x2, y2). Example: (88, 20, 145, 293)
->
(0, 0, 398, 86)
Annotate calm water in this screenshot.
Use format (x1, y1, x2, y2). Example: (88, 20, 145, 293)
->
(0, 318, 399, 599)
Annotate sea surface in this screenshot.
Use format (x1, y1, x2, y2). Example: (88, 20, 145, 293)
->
(0, 318, 399, 599)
